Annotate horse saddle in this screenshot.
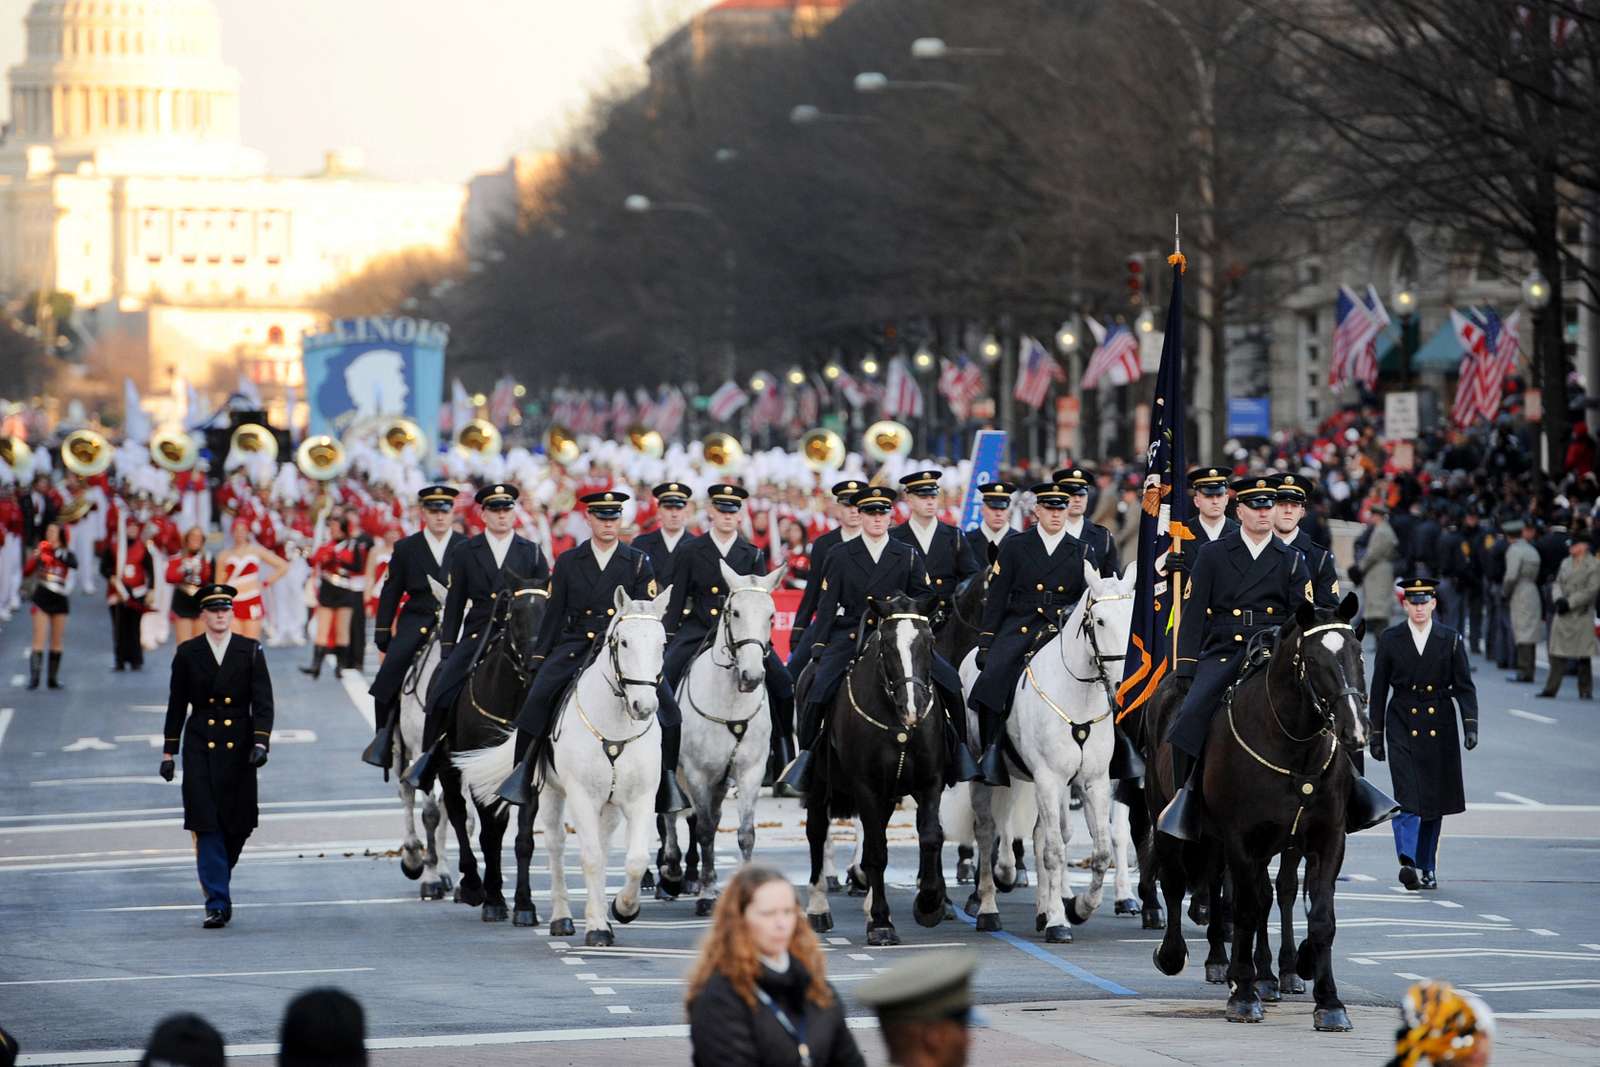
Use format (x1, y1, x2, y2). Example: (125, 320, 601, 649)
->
(794, 659, 818, 708)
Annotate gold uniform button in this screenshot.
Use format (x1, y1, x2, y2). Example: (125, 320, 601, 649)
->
(1427, 685, 1434, 692)
(1036, 583, 1045, 591)
(1429, 730, 1437, 737)
(1411, 730, 1419, 737)
(1234, 634, 1243, 642)
(710, 608, 718, 616)
(848, 632, 857, 641)
(586, 631, 595, 639)
(208, 741, 216, 749)
(1428, 708, 1435, 715)
(419, 626, 428, 634)
(224, 697, 232, 705)
(1021, 626, 1029, 634)
(1411, 709, 1418, 716)
(607, 608, 615, 616)
(1266, 607, 1274, 614)
(710, 585, 719, 594)
(1233, 609, 1242, 617)
(1057, 585, 1065, 592)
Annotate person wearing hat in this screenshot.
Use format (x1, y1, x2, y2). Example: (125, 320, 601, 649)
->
(1437, 509, 1487, 654)
(1267, 473, 1342, 610)
(781, 485, 972, 792)
(137, 1013, 224, 1067)
(634, 482, 695, 607)
(663, 483, 797, 784)
(855, 949, 979, 1067)
(891, 469, 979, 611)
(1160, 476, 1332, 838)
(967, 482, 1094, 786)
(1186, 466, 1237, 544)
(507, 489, 689, 815)
(100, 504, 156, 673)
(22, 519, 77, 690)
(409, 483, 548, 789)
(1052, 467, 1121, 577)
(1502, 519, 1543, 683)
(362, 486, 466, 774)
(160, 583, 275, 928)
(1351, 501, 1401, 637)
(1386, 979, 1495, 1067)
(1539, 529, 1600, 699)
(279, 987, 366, 1067)
(1369, 577, 1479, 890)
(965, 481, 1017, 565)
(786, 479, 865, 681)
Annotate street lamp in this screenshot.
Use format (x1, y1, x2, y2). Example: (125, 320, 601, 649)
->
(623, 194, 652, 213)
(790, 104, 877, 125)
(823, 362, 843, 381)
(980, 334, 1002, 363)
(1523, 269, 1551, 310)
(910, 37, 1006, 59)
(749, 373, 768, 393)
(860, 356, 881, 377)
(512, 384, 526, 398)
(913, 346, 934, 371)
(1392, 282, 1419, 387)
(1056, 322, 1079, 353)
(786, 366, 806, 386)
(471, 392, 487, 407)
(854, 70, 971, 95)
(1136, 308, 1157, 335)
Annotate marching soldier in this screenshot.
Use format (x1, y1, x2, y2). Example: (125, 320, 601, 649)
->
(781, 485, 973, 792)
(662, 483, 796, 778)
(1159, 476, 1395, 839)
(968, 482, 1093, 786)
(160, 584, 274, 928)
(1502, 520, 1542, 683)
(1186, 466, 1237, 544)
(786, 478, 865, 681)
(964, 481, 1017, 565)
(407, 483, 548, 789)
(1369, 578, 1478, 890)
(362, 486, 465, 774)
(1269, 473, 1342, 610)
(507, 490, 688, 813)
(1053, 466, 1121, 577)
(891, 469, 979, 609)
(633, 482, 694, 613)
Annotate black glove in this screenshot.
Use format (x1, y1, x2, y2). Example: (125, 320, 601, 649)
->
(159, 757, 175, 782)
(375, 631, 390, 654)
(975, 648, 989, 670)
(1167, 553, 1189, 576)
(1348, 565, 1363, 585)
(248, 744, 269, 768)
(1556, 597, 1571, 615)
(1369, 733, 1385, 762)
(1463, 724, 1478, 751)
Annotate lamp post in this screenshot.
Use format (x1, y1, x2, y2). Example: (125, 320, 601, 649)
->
(790, 104, 878, 126)
(1392, 283, 1418, 388)
(1524, 268, 1553, 449)
(1056, 321, 1081, 461)
(854, 71, 972, 96)
(623, 194, 737, 382)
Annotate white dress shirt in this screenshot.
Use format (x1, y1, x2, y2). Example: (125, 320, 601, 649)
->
(1242, 531, 1272, 560)
(485, 531, 513, 569)
(592, 538, 617, 571)
(907, 517, 938, 555)
(1038, 526, 1067, 556)
(206, 631, 231, 666)
(660, 529, 684, 553)
(1199, 516, 1228, 541)
(862, 533, 889, 564)
(710, 531, 738, 558)
(1409, 619, 1433, 656)
(425, 529, 452, 569)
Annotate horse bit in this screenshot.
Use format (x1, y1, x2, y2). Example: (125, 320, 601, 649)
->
(685, 586, 772, 755)
(1024, 591, 1132, 747)
(564, 611, 663, 803)
(467, 585, 548, 728)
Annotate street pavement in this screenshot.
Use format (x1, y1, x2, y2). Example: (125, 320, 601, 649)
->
(1, 596, 1597, 1065)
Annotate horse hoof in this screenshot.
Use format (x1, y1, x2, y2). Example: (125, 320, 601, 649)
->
(683, 877, 702, 896)
(1205, 962, 1228, 985)
(808, 912, 834, 933)
(1226, 994, 1264, 1024)
(913, 896, 944, 929)
(641, 869, 656, 890)
(610, 898, 639, 925)
(400, 854, 425, 880)
(695, 897, 717, 917)
(1295, 938, 1316, 981)
(825, 875, 842, 894)
(549, 917, 576, 937)
(481, 902, 508, 923)
(1281, 973, 1307, 996)
(866, 925, 901, 947)
(658, 874, 684, 899)
(942, 899, 956, 921)
(1256, 977, 1281, 1003)
(1188, 900, 1209, 926)
(438, 874, 453, 892)
(994, 870, 1016, 894)
(1045, 925, 1072, 944)
(1066, 897, 1091, 925)
(420, 881, 445, 901)
(847, 868, 869, 898)
(974, 912, 1001, 932)
(513, 907, 539, 927)
(1115, 898, 1140, 916)
(1313, 1006, 1353, 1032)
(455, 883, 485, 907)
(654, 885, 678, 902)
(1141, 908, 1165, 931)
(1152, 945, 1187, 976)
(585, 928, 615, 948)
(963, 892, 982, 919)
(955, 859, 975, 884)
(1013, 868, 1030, 889)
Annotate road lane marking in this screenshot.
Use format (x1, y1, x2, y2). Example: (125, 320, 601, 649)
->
(1363, 948, 1600, 961)
(1464, 980, 1600, 992)
(1394, 972, 1427, 980)
(1479, 914, 1510, 923)
(1505, 707, 1557, 724)
(1464, 802, 1600, 812)
(0, 966, 373, 987)
(951, 907, 1136, 996)
(1529, 928, 1559, 936)
(0, 707, 13, 753)
(1, 808, 401, 835)
(1348, 957, 1378, 965)
(1497, 1009, 1600, 1019)
(1494, 791, 1543, 807)
(590, 987, 616, 995)
(340, 670, 376, 730)
(1384, 933, 1483, 938)
(0, 797, 396, 823)
(1338, 918, 1512, 929)
(60, 737, 117, 752)
(607, 1006, 632, 1014)
(827, 936, 851, 945)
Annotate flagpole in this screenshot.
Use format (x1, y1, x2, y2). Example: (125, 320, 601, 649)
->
(1169, 214, 1185, 667)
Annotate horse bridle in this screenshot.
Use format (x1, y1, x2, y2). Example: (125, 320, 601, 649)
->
(686, 587, 773, 753)
(1269, 621, 1365, 743)
(708, 586, 774, 670)
(845, 613, 936, 788)
(603, 611, 665, 700)
(466, 586, 548, 726)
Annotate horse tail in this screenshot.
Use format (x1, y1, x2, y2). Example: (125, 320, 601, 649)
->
(453, 731, 516, 805)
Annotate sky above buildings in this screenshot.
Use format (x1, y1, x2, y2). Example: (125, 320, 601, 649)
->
(0, 0, 711, 183)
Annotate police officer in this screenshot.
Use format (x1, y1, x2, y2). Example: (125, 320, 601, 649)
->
(160, 584, 274, 928)
(786, 478, 865, 681)
(891, 469, 979, 611)
(633, 481, 694, 607)
(781, 485, 971, 792)
(1269, 473, 1342, 610)
(1369, 578, 1478, 891)
(662, 483, 796, 777)
(1187, 466, 1237, 544)
(1053, 466, 1121, 576)
(509, 490, 688, 813)
(407, 483, 548, 788)
(968, 482, 1093, 786)
(363, 485, 465, 774)
(964, 481, 1017, 565)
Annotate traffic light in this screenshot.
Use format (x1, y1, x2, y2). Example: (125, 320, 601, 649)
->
(1126, 256, 1144, 307)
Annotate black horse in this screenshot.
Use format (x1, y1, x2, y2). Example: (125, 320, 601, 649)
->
(1146, 595, 1368, 1030)
(802, 594, 949, 946)
(429, 572, 548, 923)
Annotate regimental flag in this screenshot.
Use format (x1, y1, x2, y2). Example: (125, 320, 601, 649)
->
(1116, 253, 1192, 720)
(1081, 320, 1141, 389)
(1013, 335, 1066, 409)
(708, 379, 749, 421)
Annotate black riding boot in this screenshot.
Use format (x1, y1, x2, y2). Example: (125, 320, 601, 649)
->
(299, 646, 326, 678)
(1346, 756, 1400, 831)
(496, 728, 541, 808)
(977, 709, 1010, 788)
(778, 701, 826, 793)
(26, 651, 41, 690)
(1109, 725, 1146, 781)
(47, 650, 63, 689)
(766, 689, 795, 791)
(332, 645, 346, 679)
(360, 699, 398, 773)
(1156, 749, 1202, 840)
(656, 723, 690, 814)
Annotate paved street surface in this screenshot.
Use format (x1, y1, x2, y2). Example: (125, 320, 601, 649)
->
(2, 599, 1597, 1064)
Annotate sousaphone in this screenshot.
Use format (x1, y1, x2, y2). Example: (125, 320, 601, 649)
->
(702, 432, 744, 474)
(228, 423, 280, 463)
(296, 435, 347, 481)
(862, 420, 912, 463)
(61, 428, 113, 477)
(800, 428, 845, 472)
(150, 426, 197, 472)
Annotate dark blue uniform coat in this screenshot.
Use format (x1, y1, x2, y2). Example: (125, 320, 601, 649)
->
(634, 528, 691, 630)
(164, 634, 275, 834)
(661, 533, 793, 704)
(1369, 622, 1477, 817)
(967, 529, 1092, 716)
(369, 530, 464, 706)
(1065, 518, 1121, 578)
(1284, 529, 1342, 611)
(890, 519, 979, 602)
(786, 527, 855, 678)
(964, 526, 1016, 567)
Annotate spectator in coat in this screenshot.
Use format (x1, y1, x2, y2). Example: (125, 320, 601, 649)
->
(1351, 502, 1400, 634)
(1503, 521, 1544, 683)
(687, 865, 865, 1067)
(1540, 531, 1600, 699)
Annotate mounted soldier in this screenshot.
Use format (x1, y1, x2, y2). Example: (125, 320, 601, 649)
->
(963, 481, 1018, 566)
(890, 468, 979, 612)
(1053, 466, 1121, 577)
(1268, 473, 1342, 610)
(1186, 466, 1237, 545)
(632, 481, 695, 608)
(785, 478, 865, 681)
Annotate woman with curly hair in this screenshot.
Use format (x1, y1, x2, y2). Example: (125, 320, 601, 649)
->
(687, 865, 865, 1067)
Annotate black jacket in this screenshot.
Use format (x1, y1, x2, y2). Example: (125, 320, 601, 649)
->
(890, 518, 978, 598)
(1065, 518, 1121, 577)
(634, 528, 692, 619)
(667, 532, 767, 640)
(440, 534, 548, 650)
(964, 525, 1016, 566)
(1177, 530, 1313, 676)
(968, 528, 1091, 713)
(1283, 529, 1342, 611)
(164, 634, 275, 834)
(810, 536, 930, 649)
(1370, 622, 1478, 817)
(532, 540, 657, 664)
(792, 527, 851, 633)
(370, 529, 465, 704)
(689, 962, 865, 1067)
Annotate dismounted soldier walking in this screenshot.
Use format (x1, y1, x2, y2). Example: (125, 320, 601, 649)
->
(160, 584, 275, 928)
(1368, 578, 1478, 891)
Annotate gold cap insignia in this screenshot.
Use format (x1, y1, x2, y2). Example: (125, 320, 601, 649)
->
(1256, 479, 1267, 488)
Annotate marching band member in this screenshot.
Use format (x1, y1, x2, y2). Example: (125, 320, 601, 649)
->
(964, 481, 1017, 566)
(302, 513, 368, 678)
(216, 517, 289, 642)
(24, 519, 77, 690)
(100, 511, 155, 671)
(0, 485, 23, 619)
(167, 526, 213, 645)
(1054, 466, 1121, 577)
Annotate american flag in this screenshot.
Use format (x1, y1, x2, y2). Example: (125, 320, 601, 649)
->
(797, 382, 820, 427)
(488, 376, 517, 425)
(938, 356, 985, 419)
(883, 355, 925, 418)
(1013, 335, 1066, 408)
(1329, 284, 1384, 391)
(609, 389, 633, 435)
(633, 387, 656, 428)
(1451, 308, 1523, 426)
(1080, 320, 1140, 390)
(652, 386, 687, 439)
(834, 371, 874, 410)
(708, 379, 748, 421)
(749, 378, 785, 431)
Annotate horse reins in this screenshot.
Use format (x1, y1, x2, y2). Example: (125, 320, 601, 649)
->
(1023, 591, 1132, 747)
(843, 614, 937, 789)
(604, 612, 665, 699)
(554, 609, 664, 804)
(684, 587, 775, 780)
(466, 585, 548, 727)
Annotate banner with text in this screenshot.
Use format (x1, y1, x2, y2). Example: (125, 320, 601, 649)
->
(959, 429, 1009, 531)
(301, 317, 449, 439)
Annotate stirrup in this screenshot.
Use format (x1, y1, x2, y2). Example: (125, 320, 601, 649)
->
(1110, 728, 1146, 780)
(778, 749, 813, 793)
(1346, 775, 1400, 832)
(495, 750, 537, 807)
(360, 716, 395, 769)
(1156, 786, 1202, 840)
(978, 743, 1010, 788)
(400, 736, 444, 790)
(656, 771, 691, 815)
(950, 741, 981, 783)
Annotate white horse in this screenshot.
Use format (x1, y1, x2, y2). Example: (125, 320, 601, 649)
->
(387, 576, 468, 901)
(943, 695, 1036, 891)
(459, 586, 671, 947)
(963, 562, 1136, 941)
(663, 561, 785, 915)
